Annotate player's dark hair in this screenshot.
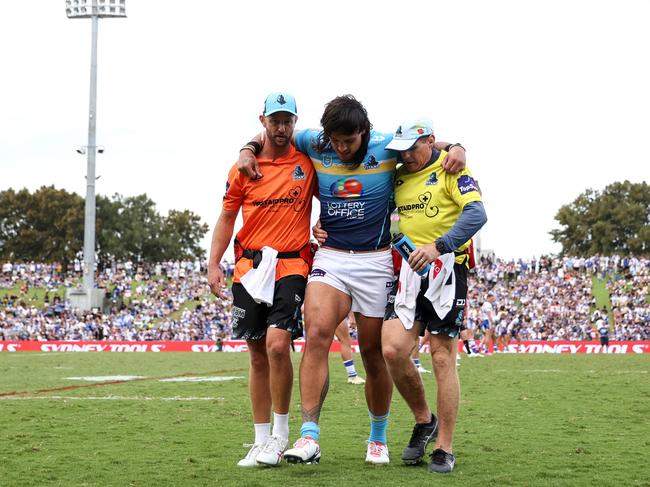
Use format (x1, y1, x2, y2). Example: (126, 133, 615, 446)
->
(316, 95, 372, 169)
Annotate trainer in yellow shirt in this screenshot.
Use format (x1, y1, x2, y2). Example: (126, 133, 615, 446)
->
(393, 145, 482, 265)
(382, 118, 487, 475)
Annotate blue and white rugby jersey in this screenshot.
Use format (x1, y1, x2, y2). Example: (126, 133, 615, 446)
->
(295, 129, 397, 251)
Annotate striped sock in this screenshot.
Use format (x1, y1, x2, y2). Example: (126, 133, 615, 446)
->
(412, 358, 421, 368)
(343, 359, 357, 377)
(368, 411, 389, 444)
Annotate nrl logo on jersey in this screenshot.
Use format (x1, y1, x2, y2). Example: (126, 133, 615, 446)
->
(322, 155, 333, 168)
(425, 172, 438, 186)
(363, 155, 379, 170)
(293, 165, 306, 180)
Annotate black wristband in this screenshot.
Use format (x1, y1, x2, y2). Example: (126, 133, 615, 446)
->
(444, 143, 453, 152)
(240, 140, 261, 155)
(448, 142, 465, 152)
(435, 239, 448, 255)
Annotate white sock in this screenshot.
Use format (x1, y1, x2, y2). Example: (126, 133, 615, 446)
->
(272, 412, 290, 440)
(254, 422, 271, 445)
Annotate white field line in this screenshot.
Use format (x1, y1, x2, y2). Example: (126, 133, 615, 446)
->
(496, 369, 647, 374)
(159, 376, 244, 382)
(65, 375, 145, 381)
(0, 395, 225, 401)
(61, 375, 243, 382)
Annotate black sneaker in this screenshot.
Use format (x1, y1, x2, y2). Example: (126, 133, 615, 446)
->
(428, 448, 455, 473)
(401, 414, 438, 465)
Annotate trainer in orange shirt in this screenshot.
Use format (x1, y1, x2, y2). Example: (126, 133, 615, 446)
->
(208, 92, 316, 467)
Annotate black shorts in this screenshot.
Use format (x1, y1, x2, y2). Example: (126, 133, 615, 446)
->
(231, 275, 306, 341)
(384, 263, 468, 338)
(600, 336, 609, 346)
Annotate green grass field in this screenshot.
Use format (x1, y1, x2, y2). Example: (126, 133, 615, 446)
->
(1, 352, 649, 487)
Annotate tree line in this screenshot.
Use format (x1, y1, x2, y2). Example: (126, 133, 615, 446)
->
(0, 186, 208, 268)
(1, 180, 648, 265)
(551, 180, 649, 256)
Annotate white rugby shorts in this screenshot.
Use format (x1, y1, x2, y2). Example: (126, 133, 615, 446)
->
(307, 247, 394, 318)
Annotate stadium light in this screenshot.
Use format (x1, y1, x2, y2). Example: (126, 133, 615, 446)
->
(66, 0, 126, 311)
(66, 0, 126, 19)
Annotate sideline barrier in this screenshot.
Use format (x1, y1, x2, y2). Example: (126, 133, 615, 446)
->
(0, 340, 649, 353)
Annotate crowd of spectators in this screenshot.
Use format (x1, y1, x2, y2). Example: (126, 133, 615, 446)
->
(0, 255, 648, 342)
(0, 260, 233, 341)
(468, 255, 649, 342)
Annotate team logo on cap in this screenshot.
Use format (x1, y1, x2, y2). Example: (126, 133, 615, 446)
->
(330, 177, 363, 198)
(276, 94, 287, 105)
(395, 126, 403, 138)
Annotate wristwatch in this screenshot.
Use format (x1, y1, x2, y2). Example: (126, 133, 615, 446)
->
(435, 239, 447, 255)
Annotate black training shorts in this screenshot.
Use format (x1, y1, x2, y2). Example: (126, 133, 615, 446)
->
(384, 263, 468, 338)
(231, 275, 306, 340)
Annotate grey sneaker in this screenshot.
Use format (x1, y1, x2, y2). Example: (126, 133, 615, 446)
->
(428, 448, 455, 473)
(401, 414, 438, 465)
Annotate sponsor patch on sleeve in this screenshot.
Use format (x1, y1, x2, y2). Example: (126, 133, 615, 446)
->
(457, 175, 479, 195)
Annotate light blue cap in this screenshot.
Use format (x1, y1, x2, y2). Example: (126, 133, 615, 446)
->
(263, 92, 298, 116)
(385, 119, 434, 151)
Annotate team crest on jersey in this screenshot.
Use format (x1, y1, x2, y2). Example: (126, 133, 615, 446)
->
(322, 155, 333, 168)
(458, 175, 479, 195)
(363, 155, 379, 169)
(426, 172, 438, 186)
(293, 165, 305, 180)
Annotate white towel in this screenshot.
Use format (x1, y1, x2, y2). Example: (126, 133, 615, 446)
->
(394, 258, 421, 330)
(239, 247, 278, 306)
(394, 253, 457, 329)
(424, 253, 456, 319)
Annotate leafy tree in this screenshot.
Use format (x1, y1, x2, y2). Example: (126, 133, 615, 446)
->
(160, 209, 209, 260)
(550, 180, 650, 256)
(0, 186, 84, 266)
(0, 187, 208, 265)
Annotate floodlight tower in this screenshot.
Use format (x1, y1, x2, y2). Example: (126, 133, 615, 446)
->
(66, 0, 126, 310)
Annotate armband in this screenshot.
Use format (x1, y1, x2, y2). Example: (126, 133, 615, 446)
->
(240, 141, 261, 155)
